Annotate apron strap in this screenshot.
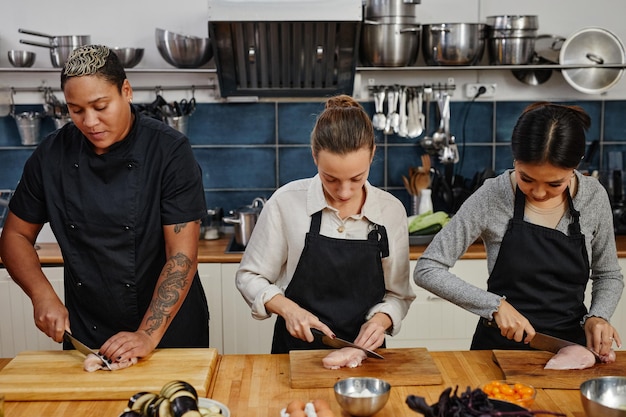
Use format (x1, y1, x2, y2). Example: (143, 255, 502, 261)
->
(309, 210, 322, 234)
(369, 224, 390, 258)
(565, 188, 582, 235)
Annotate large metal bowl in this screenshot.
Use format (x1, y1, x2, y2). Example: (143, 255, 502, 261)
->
(422, 23, 486, 66)
(111, 47, 144, 68)
(155, 28, 212, 68)
(580, 376, 626, 417)
(334, 377, 390, 417)
(560, 27, 625, 94)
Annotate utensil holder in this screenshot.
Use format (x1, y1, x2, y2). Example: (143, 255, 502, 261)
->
(418, 189, 433, 215)
(14, 112, 42, 146)
(166, 115, 188, 135)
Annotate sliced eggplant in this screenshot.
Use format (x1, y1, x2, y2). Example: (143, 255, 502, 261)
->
(170, 395, 199, 417)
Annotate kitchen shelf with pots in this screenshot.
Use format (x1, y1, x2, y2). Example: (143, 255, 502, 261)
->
(356, 63, 626, 71)
(0, 67, 217, 73)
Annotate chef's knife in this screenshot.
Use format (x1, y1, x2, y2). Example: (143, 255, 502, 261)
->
(311, 329, 384, 359)
(482, 320, 601, 359)
(63, 330, 113, 370)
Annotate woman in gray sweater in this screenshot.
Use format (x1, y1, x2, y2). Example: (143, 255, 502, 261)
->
(415, 102, 623, 357)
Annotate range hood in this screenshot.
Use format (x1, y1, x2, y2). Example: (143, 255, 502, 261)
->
(208, 0, 363, 98)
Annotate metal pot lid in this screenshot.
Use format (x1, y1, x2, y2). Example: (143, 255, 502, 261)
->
(560, 27, 626, 94)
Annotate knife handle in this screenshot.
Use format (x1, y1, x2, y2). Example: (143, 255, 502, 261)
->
(482, 318, 498, 329)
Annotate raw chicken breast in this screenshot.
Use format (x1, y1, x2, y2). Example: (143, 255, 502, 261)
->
(83, 353, 138, 372)
(322, 347, 367, 369)
(544, 345, 596, 370)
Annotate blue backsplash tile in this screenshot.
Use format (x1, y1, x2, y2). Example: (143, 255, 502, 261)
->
(278, 147, 317, 186)
(1, 99, 625, 214)
(604, 101, 626, 142)
(187, 102, 276, 145)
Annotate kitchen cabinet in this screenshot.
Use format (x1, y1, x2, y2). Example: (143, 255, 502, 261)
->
(387, 259, 488, 350)
(220, 263, 276, 354)
(389, 259, 626, 351)
(197, 263, 224, 354)
(2, 259, 624, 357)
(0, 267, 64, 357)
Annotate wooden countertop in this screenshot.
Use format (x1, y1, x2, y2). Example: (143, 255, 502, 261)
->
(8, 234, 626, 266)
(1, 351, 587, 417)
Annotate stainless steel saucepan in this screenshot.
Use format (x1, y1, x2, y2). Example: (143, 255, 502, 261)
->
(18, 28, 90, 68)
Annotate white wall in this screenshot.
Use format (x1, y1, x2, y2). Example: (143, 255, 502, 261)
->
(1, 0, 626, 103)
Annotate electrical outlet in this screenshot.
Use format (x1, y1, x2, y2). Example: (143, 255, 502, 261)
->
(465, 83, 497, 99)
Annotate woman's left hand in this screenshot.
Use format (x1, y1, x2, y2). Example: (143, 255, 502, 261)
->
(353, 313, 391, 351)
(584, 316, 622, 356)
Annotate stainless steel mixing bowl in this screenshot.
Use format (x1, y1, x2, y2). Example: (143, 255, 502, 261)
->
(111, 47, 144, 68)
(155, 28, 212, 68)
(580, 376, 626, 417)
(8, 50, 36, 67)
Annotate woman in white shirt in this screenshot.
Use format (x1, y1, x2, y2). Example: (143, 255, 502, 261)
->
(236, 95, 415, 353)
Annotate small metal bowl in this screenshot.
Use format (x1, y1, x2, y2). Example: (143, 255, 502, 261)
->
(580, 376, 626, 417)
(334, 377, 390, 417)
(8, 50, 36, 67)
(111, 47, 144, 68)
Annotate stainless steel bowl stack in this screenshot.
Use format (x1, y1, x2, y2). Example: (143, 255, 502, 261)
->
(486, 15, 538, 65)
(360, 0, 421, 67)
(155, 28, 213, 68)
(422, 23, 486, 66)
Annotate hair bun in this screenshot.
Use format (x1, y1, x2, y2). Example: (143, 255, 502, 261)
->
(325, 94, 361, 110)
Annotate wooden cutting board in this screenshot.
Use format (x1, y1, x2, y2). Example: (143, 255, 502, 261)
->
(492, 350, 626, 389)
(0, 348, 218, 401)
(289, 347, 442, 388)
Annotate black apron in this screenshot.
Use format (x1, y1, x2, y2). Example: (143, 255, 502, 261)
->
(471, 186, 590, 350)
(271, 210, 388, 353)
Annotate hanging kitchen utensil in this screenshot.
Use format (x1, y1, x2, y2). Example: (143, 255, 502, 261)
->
(18, 28, 90, 68)
(372, 88, 386, 130)
(398, 87, 408, 137)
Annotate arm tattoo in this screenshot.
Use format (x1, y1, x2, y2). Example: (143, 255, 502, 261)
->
(145, 252, 192, 335)
(173, 220, 202, 234)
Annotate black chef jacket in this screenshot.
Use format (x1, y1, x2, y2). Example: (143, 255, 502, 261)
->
(9, 106, 209, 348)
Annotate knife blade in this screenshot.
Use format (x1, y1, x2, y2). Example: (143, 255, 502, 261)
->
(63, 330, 113, 370)
(482, 320, 601, 359)
(311, 329, 384, 359)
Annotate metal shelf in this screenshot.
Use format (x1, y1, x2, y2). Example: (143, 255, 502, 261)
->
(0, 67, 217, 73)
(356, 63, 626, 71)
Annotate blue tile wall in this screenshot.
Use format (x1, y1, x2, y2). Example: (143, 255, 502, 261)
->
(1, 99, 624, 214)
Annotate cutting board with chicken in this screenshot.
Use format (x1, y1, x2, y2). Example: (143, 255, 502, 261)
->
(492, 350, 626, 389)
(289, 347, 442, 388)
(0, 348, 218, 401)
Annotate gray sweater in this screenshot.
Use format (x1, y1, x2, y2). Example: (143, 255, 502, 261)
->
(414, 169, 624, 324)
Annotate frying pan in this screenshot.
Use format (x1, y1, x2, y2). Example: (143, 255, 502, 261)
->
(18, 28, 90, 68)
